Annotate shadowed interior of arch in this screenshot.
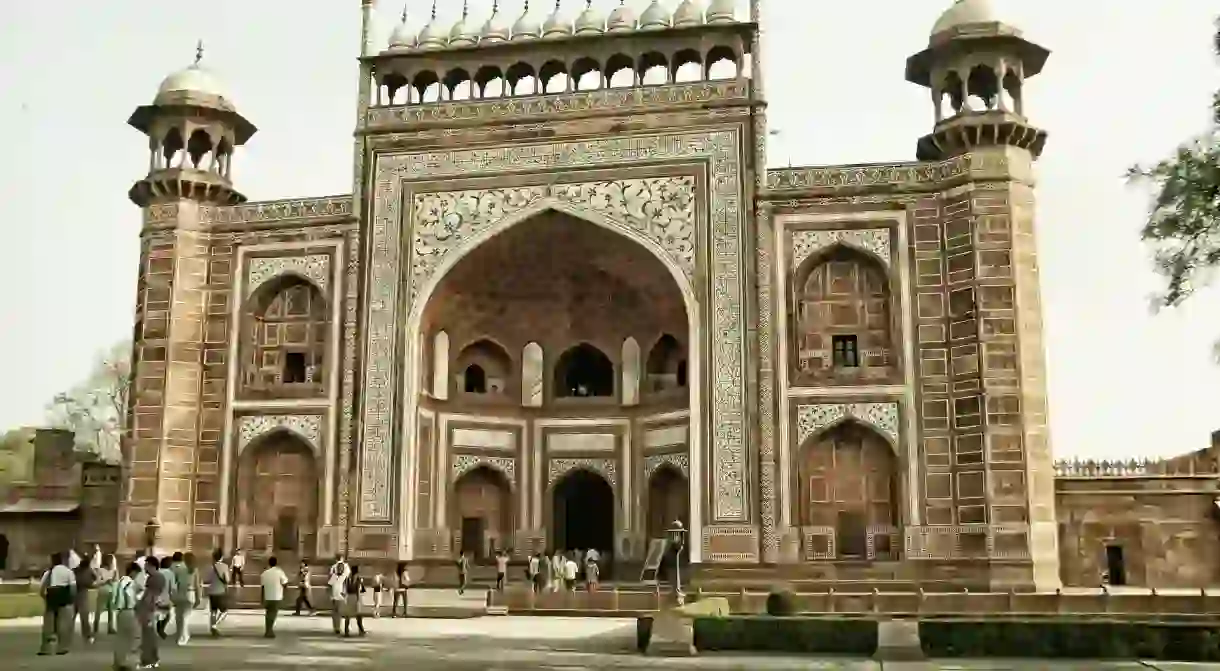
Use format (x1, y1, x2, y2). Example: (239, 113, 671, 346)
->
(417, 209, 693, 561)
(237, 430, 319, 556)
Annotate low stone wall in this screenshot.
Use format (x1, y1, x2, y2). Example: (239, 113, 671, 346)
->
(493, 586, 1220, 617)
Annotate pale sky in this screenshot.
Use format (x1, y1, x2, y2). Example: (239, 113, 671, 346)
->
(1, 1, 1216, 460)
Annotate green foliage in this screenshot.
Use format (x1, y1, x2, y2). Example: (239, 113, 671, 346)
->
(918, 619, 1220, 661)
(0, 428, 35, 485)
(764, 585, 797, 616)
(693, 616, 878, 655)
(44, 341, 130, 462)
(1128, 17, 1220, 322)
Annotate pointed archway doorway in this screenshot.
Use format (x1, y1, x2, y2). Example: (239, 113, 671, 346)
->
(551, 469, 615, 557)
(646, 465, 690, 542)
(402, 202, 702, 562)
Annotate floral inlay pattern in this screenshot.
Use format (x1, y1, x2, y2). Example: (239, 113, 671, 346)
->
(547, 458, 618, 488)
(644, 453, 690, 479)
(451, 454, 517, 488)
(791, 229, 891, 271)
(410, 177, 696, 295)
(237, 414, 323, 455)
(246, 254, 331, 296)
(795, 402, 899, 448)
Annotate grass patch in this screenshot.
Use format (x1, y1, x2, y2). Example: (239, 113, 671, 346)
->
(0, 593, 44, 619)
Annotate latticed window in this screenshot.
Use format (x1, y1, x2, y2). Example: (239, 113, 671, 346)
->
(793, 248, 891, 379)
(244, 278, 329, 392)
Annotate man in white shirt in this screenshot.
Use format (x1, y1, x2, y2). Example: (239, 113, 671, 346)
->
(66, 548, 81, 571)
(38, 553, 76, 656)
(527, 554, 541, 592)
(230, 549, 246, 588)
(259, 556, 289, 639)
(563, 556, 578, 592)
(494, 550, 509, 591)
(326, 558, 349, 635)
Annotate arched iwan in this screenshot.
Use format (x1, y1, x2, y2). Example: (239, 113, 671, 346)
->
(451, 454, 517, 490)
(794, 403, 900, 454)
(236, 414, 323, 457)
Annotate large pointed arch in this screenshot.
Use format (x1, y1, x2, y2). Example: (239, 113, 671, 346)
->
(396, 200, 703, 561)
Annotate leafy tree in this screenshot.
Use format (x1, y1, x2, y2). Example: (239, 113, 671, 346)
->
(1127, 18, 1220, 319)
(44, 341, 130, 462)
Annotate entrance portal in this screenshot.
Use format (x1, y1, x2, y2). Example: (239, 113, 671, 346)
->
(646, 466, 689, 541)
(552, 469, 614, 555)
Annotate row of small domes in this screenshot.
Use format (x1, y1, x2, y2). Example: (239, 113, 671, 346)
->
(387, 0, 738, 52)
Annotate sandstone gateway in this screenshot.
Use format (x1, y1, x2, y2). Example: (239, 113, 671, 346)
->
(112, 0, 1220, 591)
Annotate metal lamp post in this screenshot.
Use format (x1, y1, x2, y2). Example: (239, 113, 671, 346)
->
(667, 520, 687, 606)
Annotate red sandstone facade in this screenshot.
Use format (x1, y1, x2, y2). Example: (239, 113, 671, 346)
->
(109, 0, 1220, 592)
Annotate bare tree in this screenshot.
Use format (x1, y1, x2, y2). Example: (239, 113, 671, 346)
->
(45, 341, 131, 462)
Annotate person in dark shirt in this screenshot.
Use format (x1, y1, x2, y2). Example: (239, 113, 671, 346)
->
(137, 557, 167, 668)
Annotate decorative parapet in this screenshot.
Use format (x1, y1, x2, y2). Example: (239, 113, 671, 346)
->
(1053, 457, 1218, 478)
(144, 195, 353, 228)
(764, 152, 1017, 196)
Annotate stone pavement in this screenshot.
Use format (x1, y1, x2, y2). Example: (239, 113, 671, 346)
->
(0, 611, 1208, 670)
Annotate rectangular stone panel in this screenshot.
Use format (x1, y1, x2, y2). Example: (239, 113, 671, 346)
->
(644, 425, 687, 449)
(451, 428, 514, 449)
(548, 433, 616, 453)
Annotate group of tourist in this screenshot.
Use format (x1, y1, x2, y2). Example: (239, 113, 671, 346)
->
(31, 545, 413, 670)
(453, 547, 603, 594)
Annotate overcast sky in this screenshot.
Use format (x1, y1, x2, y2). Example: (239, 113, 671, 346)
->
(1, 1, 1216, 459)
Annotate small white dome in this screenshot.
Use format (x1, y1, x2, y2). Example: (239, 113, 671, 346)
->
(673, 0, 704, 28)
(387, 8, 418, 50)
(705, 0, 736, 24)
(574, 1, 605, 36)
(639, 0, 670, 31)
(155, 45, 233, 110)
(482, 2, 512, 43)
(418, 6, 449, 50)
(931, 0, 996, 38)
(541, 1, 573, 39)
(449, 3, 481, 47)
(512, 1, 542, 41)
(607, 1, 637, 33)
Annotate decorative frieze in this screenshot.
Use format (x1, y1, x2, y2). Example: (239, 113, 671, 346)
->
(548, 458, 618, 488)
(451, 454, 517, 488)
(794, 402, 900, 448)
(791, 228, 891, 270)
(245, 254, 331, 296)
(144, 195, 352, 227)
(644, 453, 690, 479)
(236, 414, 323, 455)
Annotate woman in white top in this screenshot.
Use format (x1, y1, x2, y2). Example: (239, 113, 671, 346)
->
(93, 554, 119, 635)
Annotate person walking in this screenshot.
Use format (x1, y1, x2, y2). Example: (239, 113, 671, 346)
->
(293, 560, 314, 616)
(37, 552, 76, 656)
(110, 562, 141, 671)
(342, 564, 366, 637)
(586, 558, 600, 593)
(494, 550, 508, 592)
(527, 553, 540, 592)
(456, 552, 470, 596)
(154, 556, 176, 640)
(94, 554, 118, 636)
(136, 558, 167, 669)
(259, 556, 288, 639)
(204, 549, 229, 637)
(230, 549, 245, 588)
(563, 554, 578, 592)
(72, 551, 97, 644)
(390, 562, 410, 617)
(327, 558, 348, 635)
(550, 551, 564, 593)
(169, 552, 198, 645)
(371, 571, 384, 618)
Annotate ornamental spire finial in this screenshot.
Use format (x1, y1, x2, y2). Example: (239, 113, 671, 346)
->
(194, 40, 204, 66)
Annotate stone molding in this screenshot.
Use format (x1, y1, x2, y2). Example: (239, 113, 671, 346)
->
(451, 453, 517, 489)
(360, 129, 747, 526)
(791, 228, 891, 271)
(548, 457, 618, 488)
(794, 402, 900, 449)
(236, 414, 323, 456)
(644, 453, 690, 480)
(764, 152, 1013, 193)
(245, 254, 331, 296)
(144, 195, 352, 227)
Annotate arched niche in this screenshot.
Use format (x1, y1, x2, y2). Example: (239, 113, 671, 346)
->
(450, 464, 513, 560)
(240, 274, 329, 397)
(454, 338, 513, 397)
(790, 244, 893, 383)
(645, 463, 689, 542)
(795, 420, 899, 560)
(646, 333, 687, 394)
(554, 343, 615, 399)
(236, 430, 320, 554)
(621, 337, 641, 406)
(521, 342, 543, 407)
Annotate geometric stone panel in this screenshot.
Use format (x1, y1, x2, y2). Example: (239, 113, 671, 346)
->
(451, 453, 517, 489)
(795, 402, 900, 449)
(246, 254, 331, 297)
(644, 452, 690, 479)
(791, 229, 890, 271)
(361, 130, 747, 523)
(236, 414, 323, 456)
(547, 457, 618, 488)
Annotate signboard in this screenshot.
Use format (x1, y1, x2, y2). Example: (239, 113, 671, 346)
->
(639, 538, 669, 585)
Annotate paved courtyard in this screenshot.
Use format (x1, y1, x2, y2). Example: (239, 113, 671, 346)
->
(0, 611, 1212, 670)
